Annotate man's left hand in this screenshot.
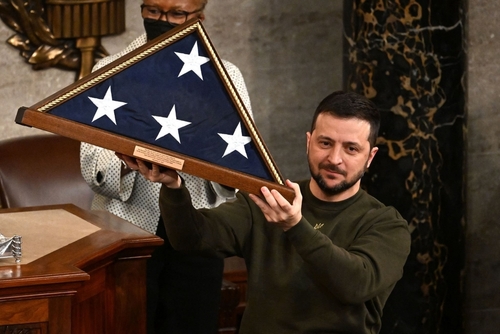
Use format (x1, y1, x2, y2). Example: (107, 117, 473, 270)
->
(249, 179, 303, 231)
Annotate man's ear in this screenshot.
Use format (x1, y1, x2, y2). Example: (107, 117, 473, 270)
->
(366, 146, 378, 168)
(306, 132, 311, 155)
(198, 12, 205, 21)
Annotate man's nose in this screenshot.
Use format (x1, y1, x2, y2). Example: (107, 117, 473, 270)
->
(327, 147, 343, 164)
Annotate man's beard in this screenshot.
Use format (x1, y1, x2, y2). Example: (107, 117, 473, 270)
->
(309, 160, 367, 197)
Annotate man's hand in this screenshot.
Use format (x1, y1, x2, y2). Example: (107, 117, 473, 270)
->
(116, 153, 181, 189)
(249, 180, 303, 231)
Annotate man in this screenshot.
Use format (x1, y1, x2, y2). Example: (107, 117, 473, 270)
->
(80, 0, 253, 333)
(123, 90, 411, 333)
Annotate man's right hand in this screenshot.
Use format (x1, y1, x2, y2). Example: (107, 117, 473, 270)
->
(116, 153, 181, 189)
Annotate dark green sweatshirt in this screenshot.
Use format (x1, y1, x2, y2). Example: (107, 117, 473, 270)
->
(160, 180, 411, 334)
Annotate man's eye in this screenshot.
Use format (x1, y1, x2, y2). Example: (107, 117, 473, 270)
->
(319, 141, 330, 147)
(347, 146, 358, 153)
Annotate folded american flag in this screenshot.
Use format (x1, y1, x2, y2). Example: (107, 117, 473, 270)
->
(16, 19, 293, 200)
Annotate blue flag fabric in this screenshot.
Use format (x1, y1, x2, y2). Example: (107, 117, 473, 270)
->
(50, 32, 274, 181)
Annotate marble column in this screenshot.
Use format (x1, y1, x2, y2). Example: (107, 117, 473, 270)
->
(343, 1, 466, 333)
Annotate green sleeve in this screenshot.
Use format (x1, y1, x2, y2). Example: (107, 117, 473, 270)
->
(159, 184, 254, 258)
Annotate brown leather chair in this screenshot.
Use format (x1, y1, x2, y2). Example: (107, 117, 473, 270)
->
(0, 134, 94, 209)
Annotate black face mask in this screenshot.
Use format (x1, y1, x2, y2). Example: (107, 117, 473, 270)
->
(143, 18, 176, 41)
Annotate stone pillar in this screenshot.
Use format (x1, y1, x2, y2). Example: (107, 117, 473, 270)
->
(466, 1, 500, 333)
(343, 1, 466, 333)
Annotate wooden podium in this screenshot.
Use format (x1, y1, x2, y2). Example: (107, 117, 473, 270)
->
(0, 204, 163, 333)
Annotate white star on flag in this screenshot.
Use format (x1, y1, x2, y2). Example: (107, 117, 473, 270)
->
(152, 105, 191, 142)
(175, 41, 210, 80)
(88, 86, 127, 124)
(218, 122, 252, 158)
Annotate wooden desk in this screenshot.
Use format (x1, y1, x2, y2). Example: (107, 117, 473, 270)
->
(0, 204, 163, 334)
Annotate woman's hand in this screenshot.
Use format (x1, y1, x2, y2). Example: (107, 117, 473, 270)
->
(116, 153, 181, 188)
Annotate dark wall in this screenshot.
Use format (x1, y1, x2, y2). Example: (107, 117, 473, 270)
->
(343, 1, 466, 333)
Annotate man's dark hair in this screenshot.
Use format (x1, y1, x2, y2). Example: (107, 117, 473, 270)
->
(310, 91, 381, 148)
